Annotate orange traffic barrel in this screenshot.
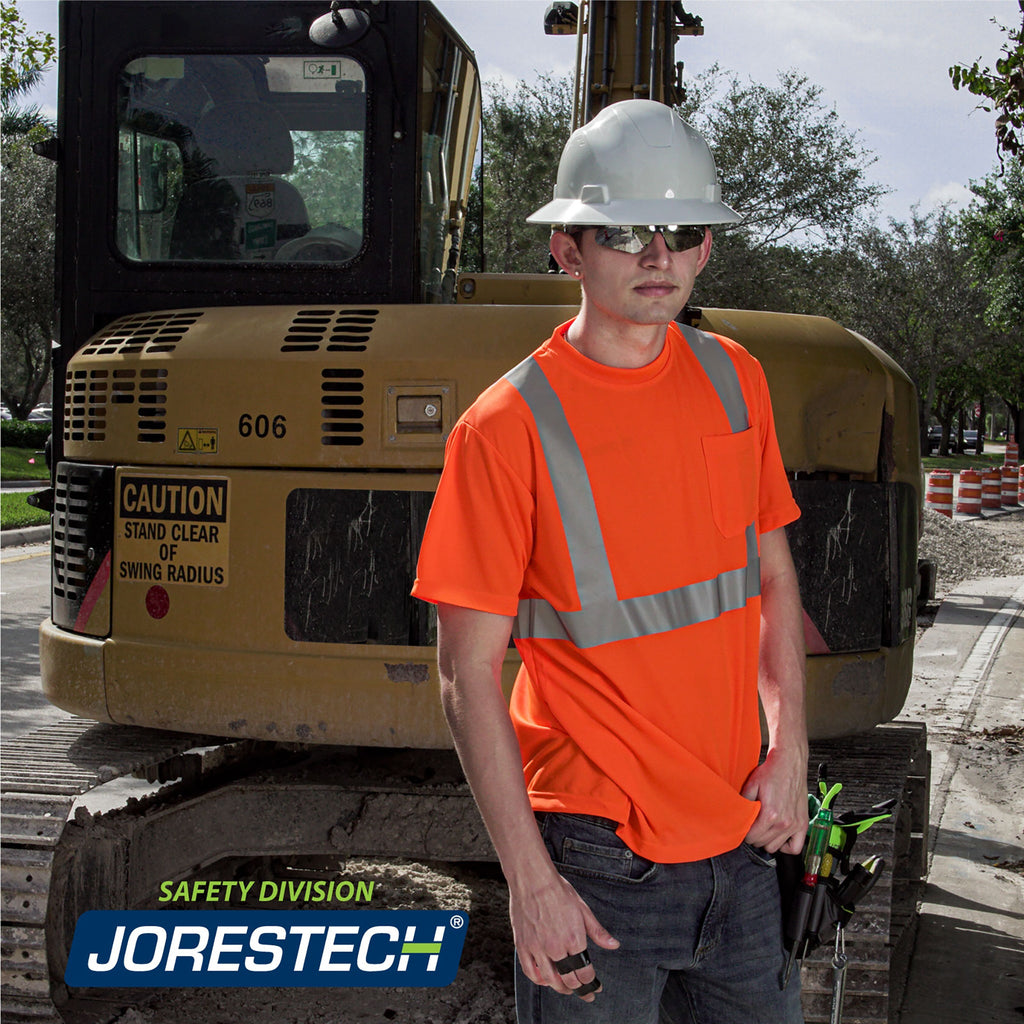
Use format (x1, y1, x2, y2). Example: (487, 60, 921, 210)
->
(956, 469, 982, 515)
(1002, 464, 1020, 506)
(925, 470, 954, 518)
(981, 469, 1002, 509)
(1006, 440, 1019, 468)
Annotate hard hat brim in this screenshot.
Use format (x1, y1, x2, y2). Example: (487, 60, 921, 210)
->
(526, 196, 743, 228)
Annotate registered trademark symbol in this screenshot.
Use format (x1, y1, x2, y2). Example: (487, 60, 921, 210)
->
(450, 914, 465, 929)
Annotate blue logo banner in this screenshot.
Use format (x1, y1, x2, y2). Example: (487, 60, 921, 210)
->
(65, 911, 468, 987)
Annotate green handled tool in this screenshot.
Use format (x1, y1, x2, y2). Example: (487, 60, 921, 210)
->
(782, 769, 836, 988)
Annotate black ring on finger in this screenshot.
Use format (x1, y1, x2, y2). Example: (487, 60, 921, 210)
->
(575, 977, 601, 997)
(551, 950, 591, 974)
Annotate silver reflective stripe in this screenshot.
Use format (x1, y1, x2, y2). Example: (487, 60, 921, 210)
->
(505, 328, 759, 649)
(504, 357, 616, 606)
(676, 323, 750, 432)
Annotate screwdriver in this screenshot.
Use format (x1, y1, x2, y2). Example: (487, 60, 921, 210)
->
(782, 797, 833, 987)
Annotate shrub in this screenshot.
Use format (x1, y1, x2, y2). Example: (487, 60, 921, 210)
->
(1, 420, 51, 448)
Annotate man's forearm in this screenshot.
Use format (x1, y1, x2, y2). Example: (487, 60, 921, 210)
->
(743, 528, 808, 852)
(758, 528, 807, 755)
(435, 602, 616, 997)
(440, 650, 558, 891)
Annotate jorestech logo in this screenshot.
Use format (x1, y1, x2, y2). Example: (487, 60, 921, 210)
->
(65, 911, 468, 987)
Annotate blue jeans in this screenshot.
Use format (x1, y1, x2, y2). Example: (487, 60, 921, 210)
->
(514, 813, 803, 1024)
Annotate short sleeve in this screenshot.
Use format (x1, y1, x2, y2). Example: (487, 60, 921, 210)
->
(412, 418, 536, 616)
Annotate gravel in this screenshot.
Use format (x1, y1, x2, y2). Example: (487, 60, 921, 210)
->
(918, 508, 1024, 603)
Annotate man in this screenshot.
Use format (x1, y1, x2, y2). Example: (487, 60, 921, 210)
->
(412, 100, 808, 1024)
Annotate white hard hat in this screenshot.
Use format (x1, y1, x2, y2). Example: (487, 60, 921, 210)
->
(527, 99, 741, 227)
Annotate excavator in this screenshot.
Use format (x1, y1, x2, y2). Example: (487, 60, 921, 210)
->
(2, 3, 928, 1022)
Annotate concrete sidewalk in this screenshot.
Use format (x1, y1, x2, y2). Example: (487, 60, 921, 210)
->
(897, 577, 1024, 1023)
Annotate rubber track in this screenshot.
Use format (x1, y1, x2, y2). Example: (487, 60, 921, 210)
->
(1, 717, 212, 1024)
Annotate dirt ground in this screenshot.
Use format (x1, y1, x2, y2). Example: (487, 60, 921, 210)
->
(107, 512, 1024, 1024)
(109, 858, 517, 1024)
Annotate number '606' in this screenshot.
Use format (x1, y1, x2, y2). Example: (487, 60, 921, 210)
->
(238, 413, 287, 439)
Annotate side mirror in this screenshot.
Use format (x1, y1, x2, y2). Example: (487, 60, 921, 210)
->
(310, 2, 371, 47)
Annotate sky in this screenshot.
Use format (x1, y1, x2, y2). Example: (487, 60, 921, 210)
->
(16, 0, 1020, 224)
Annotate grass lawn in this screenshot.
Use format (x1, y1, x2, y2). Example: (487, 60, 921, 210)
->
(921, 452, 1006, 472)
(1, 447, 50, 531)
(1, 447, 49, 481)
(1, 491, 50, 530)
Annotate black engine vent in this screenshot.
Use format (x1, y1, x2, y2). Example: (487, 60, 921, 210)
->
(137, 367, 169, 443)
(52, 462, 114, 635)
(282, 309, 379, 353)
(64, 368, 109, 443)
(321, 368, 364, 446)
(80, 311, 203, 356)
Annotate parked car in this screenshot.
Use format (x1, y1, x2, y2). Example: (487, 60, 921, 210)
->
(27, 405, 52, 423)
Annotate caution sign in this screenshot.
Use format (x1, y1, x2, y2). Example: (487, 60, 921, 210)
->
(117, 476, 229, 587)
(177, 428, 218, 454)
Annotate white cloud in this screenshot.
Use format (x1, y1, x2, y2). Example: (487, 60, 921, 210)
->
(921, 181, 975, 211)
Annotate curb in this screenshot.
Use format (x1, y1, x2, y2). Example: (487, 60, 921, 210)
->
(1, 525, 50, 549)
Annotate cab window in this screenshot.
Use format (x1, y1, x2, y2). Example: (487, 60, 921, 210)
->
(116, 55, 366, 263)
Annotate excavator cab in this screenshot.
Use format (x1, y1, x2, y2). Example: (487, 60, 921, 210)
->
(58, 2, 478, 381)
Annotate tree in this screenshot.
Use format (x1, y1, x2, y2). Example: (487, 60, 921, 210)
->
(471, 72, 574, 273)
(288, 130, 365, 228)
(675, 68, 886, 310)
(949, 1, 1024, 167)
(681, 68, 887, 251)
(1, 0, 56, 137)
(1, 133, 56, 418)
(958, 162, 1024, 335)
(471, 66, 886, 287)
(956, 163, 1024, 440)
(2, 2, 57, 418)
(849, 209, 990, 449)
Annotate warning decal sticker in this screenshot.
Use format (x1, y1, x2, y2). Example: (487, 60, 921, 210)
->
(117, 476, 229, 587)
(177, 427, 218, 454)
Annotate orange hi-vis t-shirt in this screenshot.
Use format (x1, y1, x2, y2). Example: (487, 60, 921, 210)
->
(412, 320, 800, 863)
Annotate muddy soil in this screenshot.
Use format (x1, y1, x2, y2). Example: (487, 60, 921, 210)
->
(108, 512, 1024, 1024)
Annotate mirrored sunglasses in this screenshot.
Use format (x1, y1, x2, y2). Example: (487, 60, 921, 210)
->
(593, 225, 707, 254)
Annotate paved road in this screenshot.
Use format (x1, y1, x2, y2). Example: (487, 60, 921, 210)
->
(0, 541, 67, 738)
(897, 576, 1024, 1023)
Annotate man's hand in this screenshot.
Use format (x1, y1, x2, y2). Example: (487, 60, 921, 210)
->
(509, 872, 620, 999)
(742, 745, 808, 854)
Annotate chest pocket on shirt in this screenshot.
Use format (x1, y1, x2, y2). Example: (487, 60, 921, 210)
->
(701, 427, 758, 538)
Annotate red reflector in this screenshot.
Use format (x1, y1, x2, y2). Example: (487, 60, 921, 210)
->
(146, 585, 169, 619)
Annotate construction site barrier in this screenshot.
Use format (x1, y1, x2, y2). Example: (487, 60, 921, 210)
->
(1006, 440, 1019, 468)
(981, 469, 1002, 509)
(956, 469, 982, 516)
(1002, 465, 1020, 506)
(925, 470, 954, 518)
